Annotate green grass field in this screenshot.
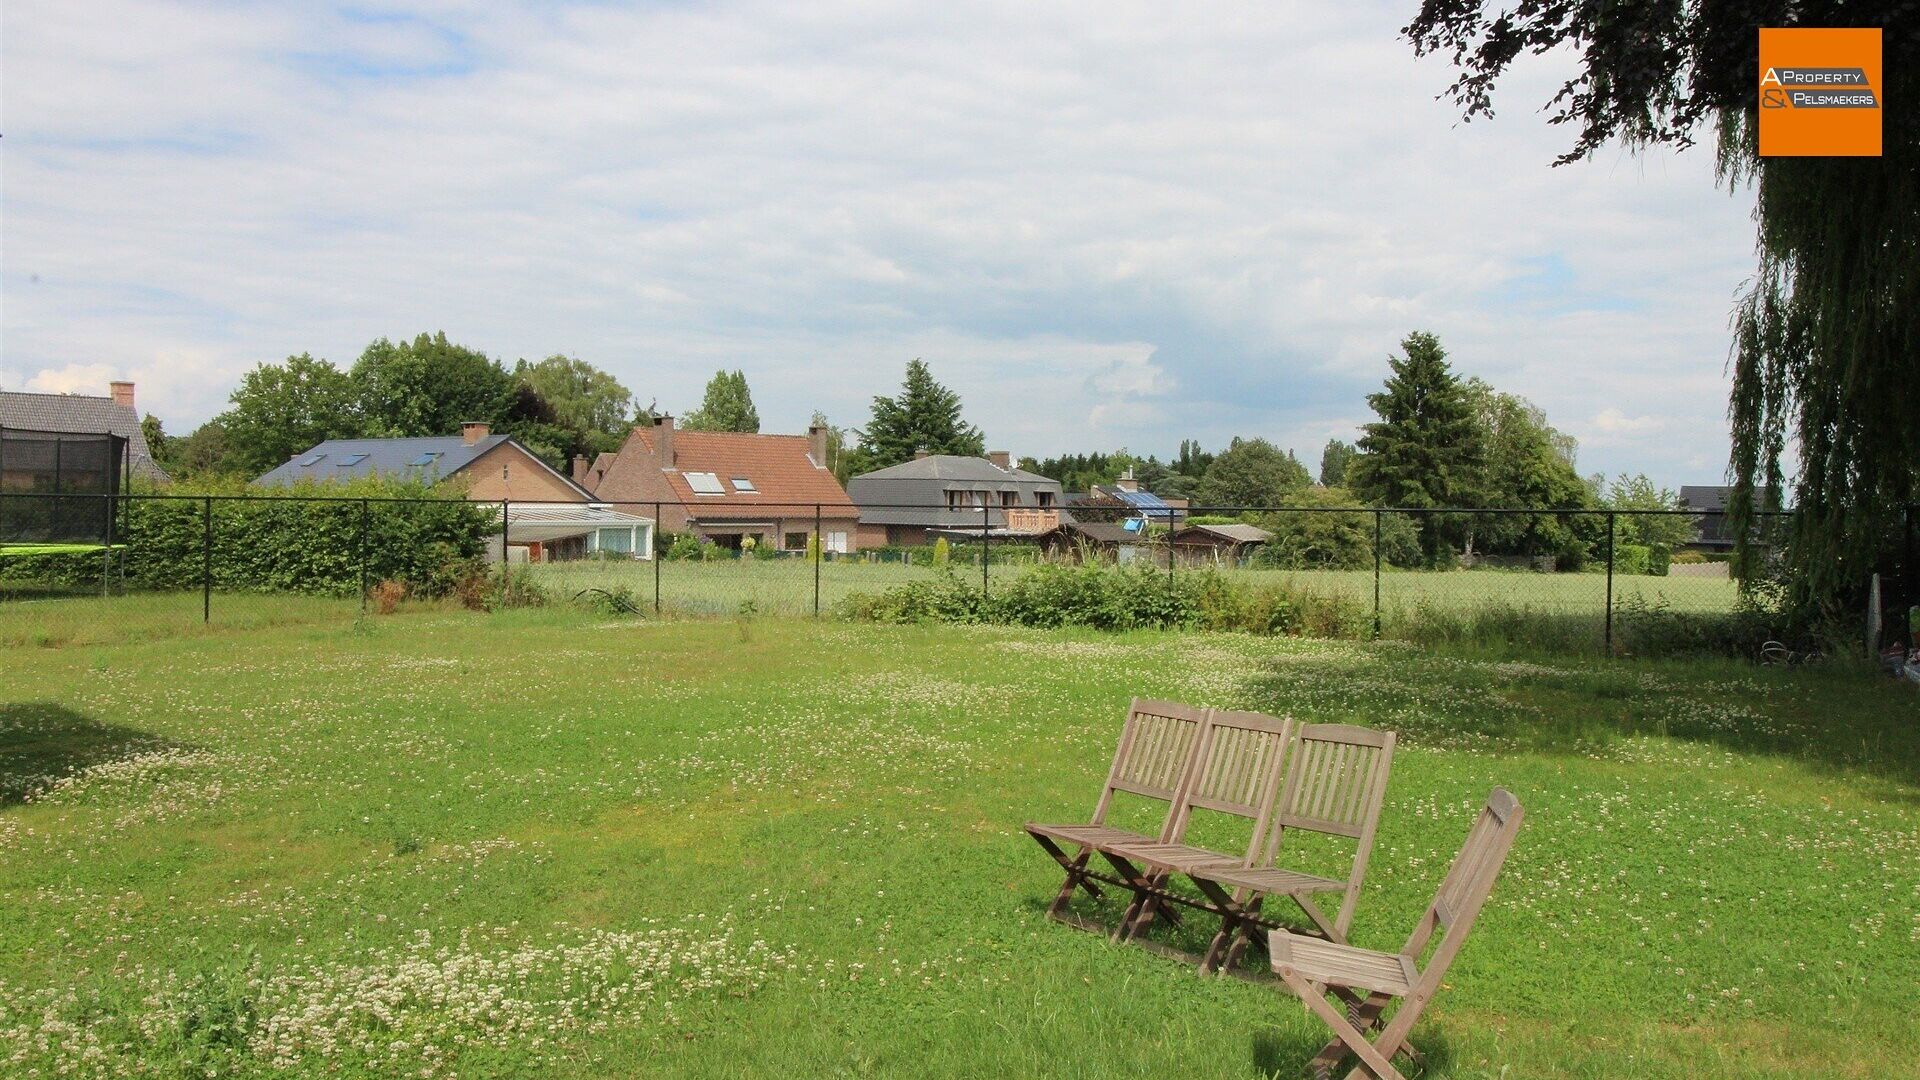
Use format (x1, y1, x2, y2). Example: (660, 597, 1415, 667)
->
(3, 610, 1913, 1078)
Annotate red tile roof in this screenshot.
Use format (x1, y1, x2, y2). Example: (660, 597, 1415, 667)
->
(621, 428, 854, 510)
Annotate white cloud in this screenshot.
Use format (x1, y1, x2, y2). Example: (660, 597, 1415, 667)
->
(0, 0, 1757, 487)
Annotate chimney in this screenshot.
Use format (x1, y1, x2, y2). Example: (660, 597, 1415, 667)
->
(1114, 467, 1139, 493)
(808, 423, 829, 467)
(461, 421, 491, 446)
(915, 448, 932, 460)
(654, 414, 675, 466)
(988, 450, 1011, 470)
(109, 381, 135, 409)
(571, 454, 589, 482)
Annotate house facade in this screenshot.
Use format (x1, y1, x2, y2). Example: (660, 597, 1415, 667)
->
(254, 423, 652, 562)
(846, 452, 1066, 546)
(1677, 485, 1780, 553)
(0, 381, 169, 483)
(578, 416, 871, 553)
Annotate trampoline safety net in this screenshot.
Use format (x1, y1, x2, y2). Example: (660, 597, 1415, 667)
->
(0, 427, 129, 547)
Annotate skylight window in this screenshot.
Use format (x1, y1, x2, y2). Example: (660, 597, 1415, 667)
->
(685, 471, 725, 495)
(336, 453, 369, 467)
(730, 477, 756, 492)
(409, 452, 442, 467)
(298, 454, 326, 467)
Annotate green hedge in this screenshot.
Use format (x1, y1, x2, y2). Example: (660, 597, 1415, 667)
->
(0, 478, 493, 597)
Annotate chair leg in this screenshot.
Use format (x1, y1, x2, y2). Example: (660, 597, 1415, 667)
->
(1098, 853, 1159, 942)
(1277, 966, 1408, 1080)
(1219, 895, 1266, 971)
(1028, 834, 1103, 919)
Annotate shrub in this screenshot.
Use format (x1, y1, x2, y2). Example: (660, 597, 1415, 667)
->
(932, 537, 951, 567)
(370, 579, 406, 614)
(0, 476, 492, 598)
(1614, 543, 1651, 576)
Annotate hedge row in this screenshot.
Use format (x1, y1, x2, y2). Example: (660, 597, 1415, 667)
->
(0, 479, 493, 597)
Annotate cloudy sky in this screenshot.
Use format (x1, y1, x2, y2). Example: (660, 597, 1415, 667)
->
(2, 1, 1757, 487)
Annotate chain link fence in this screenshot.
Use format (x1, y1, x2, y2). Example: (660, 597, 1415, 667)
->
(0, 492, 1828, 653)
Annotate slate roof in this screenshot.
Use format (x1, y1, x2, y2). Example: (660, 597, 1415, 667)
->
(592, 428, 856, 513)
(0, 390, 169, 481)
(254, 435, 590, 499)
(855, 454, 1054, 484)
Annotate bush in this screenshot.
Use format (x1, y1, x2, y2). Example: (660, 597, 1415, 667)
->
(1614, 543, 1651, 576)
(370, 579, 406, 614)
(0, 477, 491, 598)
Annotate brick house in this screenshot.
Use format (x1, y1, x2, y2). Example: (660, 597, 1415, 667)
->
(254, 422, 653, 561)
(577, 415, 874, 553)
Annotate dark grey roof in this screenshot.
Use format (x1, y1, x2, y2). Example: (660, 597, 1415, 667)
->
(0, 390, 168, 481)
(254, 434, 562, 490)
(854, 454, 1054, 484)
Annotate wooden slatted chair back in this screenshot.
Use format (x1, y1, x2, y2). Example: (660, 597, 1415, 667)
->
(1164, 710, 1294, 850)
(1088, 699, 1211, 839)
(1257, 723, 1396, 934)
(1369, 788, 1525, 1057)
(1411, 787, 1524, 955)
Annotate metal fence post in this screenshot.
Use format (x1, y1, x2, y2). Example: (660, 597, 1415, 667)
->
(981, 510, 990, 597)
(500, 499, 510, 604)
(359, 497, 370, 613)
(1373, 509, 1383, 639)
(813, 502, 823, 618)
(1604, 510, 1616, 656)
(1167, 511, 1176, 586)
(202, 495, 212, 624)
(653, 502, 662, 614)
(101, 489, 116, 598)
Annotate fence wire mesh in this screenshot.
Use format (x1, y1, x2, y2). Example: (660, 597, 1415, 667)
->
(0, 492, 1828, 653)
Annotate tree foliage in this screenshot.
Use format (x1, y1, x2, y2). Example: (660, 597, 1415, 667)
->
(1607, 473, 1695, 552)
(220, 353, 362, 476)
(514, 355, 636, 455)
(351, 333, 514, 440)
(851, 359, 984, 471)
(1348, 331, 1485, 558)
(682, 370, 761, 433)
(1194, 437, 1310, 508)
(1403, 0, 1918, 612)
(1318, 439, 1356, 487)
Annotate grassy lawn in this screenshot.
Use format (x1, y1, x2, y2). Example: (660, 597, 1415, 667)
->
(3, 612, 1914, 1078)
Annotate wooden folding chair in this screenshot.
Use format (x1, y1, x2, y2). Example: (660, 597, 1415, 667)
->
(1023, 699, 1210, 932)
(1271, 788, 1525, 1080)
(1094, 710, 1294, 950)
(1185, 723, 1396, 972)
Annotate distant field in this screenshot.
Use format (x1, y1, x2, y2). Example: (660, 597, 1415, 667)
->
(526, 557, 1742, 617)
(0, 560, 1740, 649)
